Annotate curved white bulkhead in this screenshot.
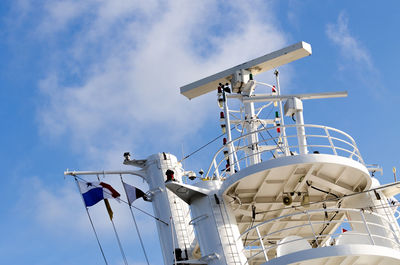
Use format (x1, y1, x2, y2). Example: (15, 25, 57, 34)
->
(143, 153, 196, 264)
(276, 235, 311, 257)
(189, 181, 248, 265)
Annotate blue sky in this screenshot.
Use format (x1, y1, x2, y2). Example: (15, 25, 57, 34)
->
(1, 1, 400, 264)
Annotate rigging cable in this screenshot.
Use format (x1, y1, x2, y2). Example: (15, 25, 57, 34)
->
(234, 119, 246, 163)
(74, 177, 109, 265)
(180, 98, 283, 164)
(179, 126, 235, 163)
(312, 200, 342, 247)
(97, 174, 129, 265)
(306, 181, 339, 198)
(120, 174, 150, 265)
(243, 205, 257, 246)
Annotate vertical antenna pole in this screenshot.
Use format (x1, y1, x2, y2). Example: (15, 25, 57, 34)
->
(294, 102, 308, 154)
(274, 70, 290, 156)
(74, 177, 109, 265)
(243, 81, 261, 165)
(120, 175, 150, 265)
(223, 91, 235, 175)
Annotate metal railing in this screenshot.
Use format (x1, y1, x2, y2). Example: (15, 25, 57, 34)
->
(206, 124, 364, 179)
(238, 208, 400, 264)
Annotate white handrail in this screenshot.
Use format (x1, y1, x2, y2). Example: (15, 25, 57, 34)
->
(239, 207, 400, 263)
(206, 124, 364, 178)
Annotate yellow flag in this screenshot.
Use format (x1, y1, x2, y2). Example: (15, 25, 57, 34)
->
(104, 199, 113, 220)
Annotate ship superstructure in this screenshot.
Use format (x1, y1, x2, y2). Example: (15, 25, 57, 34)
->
(66, 41, 400, 265)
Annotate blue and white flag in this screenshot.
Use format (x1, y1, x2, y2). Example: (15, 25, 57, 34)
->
(78, 181, 121, 207)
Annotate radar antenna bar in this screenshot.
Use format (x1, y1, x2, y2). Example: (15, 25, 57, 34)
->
(180, 41, 312, 99)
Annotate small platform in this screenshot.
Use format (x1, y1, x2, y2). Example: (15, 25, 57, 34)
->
(219, 154, 371, 250)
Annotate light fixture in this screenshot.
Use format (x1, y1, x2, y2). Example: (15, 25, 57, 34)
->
(283, 194, 292, 206)
(221, 124, 226, 134)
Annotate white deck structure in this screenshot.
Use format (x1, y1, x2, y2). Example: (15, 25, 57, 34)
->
(66, 42, 400, 265)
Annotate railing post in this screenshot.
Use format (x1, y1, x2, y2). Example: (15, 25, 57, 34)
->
(255, 226, 268, 262)
(291, 98, 308, 155)
(360, 210, 375, 245)
(387, 220, 400, 247)
(350, 137, 364, 164)
(233, 149, 241, 171)
(306, 211, 319, 247)
(324, 127, 337, 155)
(213, 159, 220, 179)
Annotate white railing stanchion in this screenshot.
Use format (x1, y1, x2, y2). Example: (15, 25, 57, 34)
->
(238, 208, 400, 262)
(360, 210, 375, 245)
(206, 124, 365, 179)
(255, 226, 268, 262)
(306, 211, 319, 247)
(213, 159, 220, 179)
(324, 127, 337, 155)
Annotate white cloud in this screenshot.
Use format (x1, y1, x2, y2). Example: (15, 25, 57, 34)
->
(38, 0, 90, 33)
(16, 177, 88, 234)
(325, 11, 385, 98)
(35, 0, 288, 167)
(22, 1, 291, 253)
(326, 11, 372, 69)
(10, 1, 293, 263)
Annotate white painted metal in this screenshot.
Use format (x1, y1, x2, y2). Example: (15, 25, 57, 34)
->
(237, 207, 400, 263)
(242, 81, 261, 165)
(65, 155, 197, 264)
(206, 124, 365, 179)
(180, 41, 311, 99)
(274, 70, 290, 156)
(240, 91, 348, 103)
(283, 97, 308, 154)
(66, 41, 400, 265)
(223, 93, 236, 175)
(182, 181, 247, 265)
(342, 178, 400, 249)
(255, 226, 268, 261)
(264, 244, 400, 265)
(143, 153, 196, 264)
(168, 41, 400, 265)
(293, 98, 308, 154)
(276, 236, 311, 257)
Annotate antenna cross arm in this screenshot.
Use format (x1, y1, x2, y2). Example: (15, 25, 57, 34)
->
(239, 91, 348, 103)
(64, 170, 146, 179)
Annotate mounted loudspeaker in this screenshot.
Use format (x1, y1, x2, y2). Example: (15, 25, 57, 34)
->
(283, 195, 293, 206)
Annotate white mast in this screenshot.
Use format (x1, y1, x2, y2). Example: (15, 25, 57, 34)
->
(66, 41, 400, 265)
